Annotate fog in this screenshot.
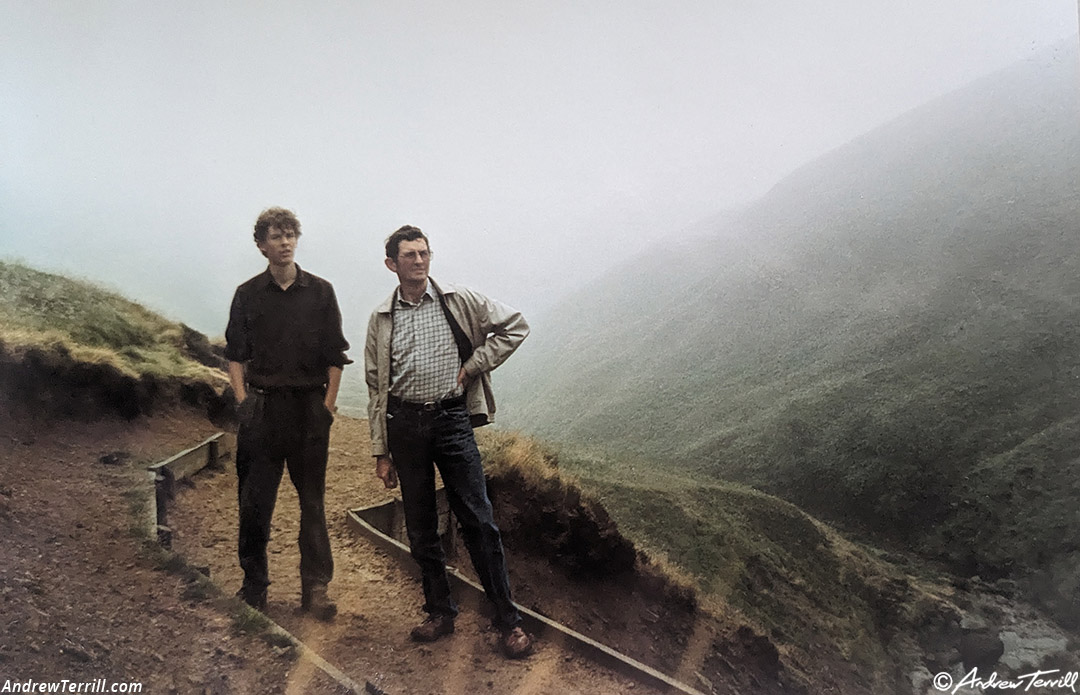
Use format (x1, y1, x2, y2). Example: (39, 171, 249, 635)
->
(1, 1, 1076, 340)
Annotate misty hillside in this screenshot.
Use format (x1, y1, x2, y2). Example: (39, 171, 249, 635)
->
(499, 42, 1080, 621)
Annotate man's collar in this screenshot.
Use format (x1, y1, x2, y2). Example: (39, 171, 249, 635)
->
(259, 263, 308, 289)
(395, 281, 435, 306)
(378, 277, 452, 314)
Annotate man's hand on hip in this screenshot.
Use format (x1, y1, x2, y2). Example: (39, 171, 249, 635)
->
(457, 367, 474, 390)
(376, 456, 398, 489)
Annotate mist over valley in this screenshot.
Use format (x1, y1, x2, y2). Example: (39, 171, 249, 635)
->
(497, 40, 1080, 625)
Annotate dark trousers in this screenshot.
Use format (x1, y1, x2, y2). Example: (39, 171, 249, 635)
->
(236, 388, 334, 592)
(387, 402, 522, 630)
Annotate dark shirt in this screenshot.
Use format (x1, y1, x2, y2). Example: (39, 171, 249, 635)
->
(225, 265, 351, 389)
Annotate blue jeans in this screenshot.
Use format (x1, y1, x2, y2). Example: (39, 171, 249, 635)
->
(387, 402, 521, 630)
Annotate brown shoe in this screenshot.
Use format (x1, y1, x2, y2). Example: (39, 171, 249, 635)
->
(410, 614, 455, 642)
(301, 584, 337, 621)
(501, 626, 533, 659)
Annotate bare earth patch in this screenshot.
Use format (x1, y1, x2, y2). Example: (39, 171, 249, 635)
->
(166, 414, 671, 694)
(0, 407, 347, 694)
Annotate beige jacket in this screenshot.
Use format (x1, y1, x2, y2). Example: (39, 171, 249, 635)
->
(365, 278, 529, 457)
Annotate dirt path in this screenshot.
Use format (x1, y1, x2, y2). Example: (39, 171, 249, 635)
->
(169, 414, 665, 695)
(0, 408, 348, 694)
(0, 407, 663, 694)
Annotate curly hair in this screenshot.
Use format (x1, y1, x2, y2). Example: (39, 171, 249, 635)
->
(253, 207, 302, 243)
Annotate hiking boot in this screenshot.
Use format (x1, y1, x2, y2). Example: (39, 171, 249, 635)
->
(301, 584, 338, 621)
(236, 586, 267, 611)
(409, 614, 455, 642)
(501, 626, 533, 659)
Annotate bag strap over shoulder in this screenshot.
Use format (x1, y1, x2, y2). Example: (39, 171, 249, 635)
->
(436, 290, 474, 364)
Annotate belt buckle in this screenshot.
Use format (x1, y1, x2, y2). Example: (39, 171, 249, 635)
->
(421, 401, 438, 411)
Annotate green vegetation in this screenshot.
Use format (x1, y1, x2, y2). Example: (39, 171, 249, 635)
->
(230, 602, 274, 635)
(499, 42, 1080, 624)
(478, 429, 953, 684)
(0, 260, 222, 383)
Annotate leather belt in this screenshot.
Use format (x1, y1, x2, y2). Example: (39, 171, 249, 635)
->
(388, 394, 466, 412)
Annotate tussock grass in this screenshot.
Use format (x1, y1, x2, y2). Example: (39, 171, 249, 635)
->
(587, 470, 946, 679)
(230, 602, 273, 635)
(0, 260, 223, 384)
(180, 575, 216, 602)
(478, 427, 563, 484)
(478, 429, 950, 682)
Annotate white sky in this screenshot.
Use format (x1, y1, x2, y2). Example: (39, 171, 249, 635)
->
(1, 1, 1077, 337)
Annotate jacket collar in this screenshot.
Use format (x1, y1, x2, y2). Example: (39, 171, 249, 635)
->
(376, 277, 454, 314)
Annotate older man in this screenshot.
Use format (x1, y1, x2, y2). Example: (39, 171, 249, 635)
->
(365, 225, 532, 658)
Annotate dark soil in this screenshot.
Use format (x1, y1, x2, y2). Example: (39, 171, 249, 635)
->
(0, 341, 233, 422)
(0, 406, 349, 694)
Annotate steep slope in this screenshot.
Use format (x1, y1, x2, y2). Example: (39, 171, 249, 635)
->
(499, 41, 1080, 620)
(0, 261, 231, 419)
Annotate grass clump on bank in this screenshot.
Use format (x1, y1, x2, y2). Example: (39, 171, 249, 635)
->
(0, 260, 223, 383)
(477, 428, 957, 690)
(0, 261, 230, 418)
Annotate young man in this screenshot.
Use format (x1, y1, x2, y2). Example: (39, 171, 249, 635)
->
(364, 225, 533, 658)
(224, 207, 350, 620)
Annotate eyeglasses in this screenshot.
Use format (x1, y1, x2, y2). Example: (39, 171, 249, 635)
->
(398, 250, 431, 261)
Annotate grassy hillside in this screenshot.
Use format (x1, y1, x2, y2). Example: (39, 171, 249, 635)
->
(476, 428, 967, 693)
(0, 261, 227, 417)
(499, 42, 1080, 622)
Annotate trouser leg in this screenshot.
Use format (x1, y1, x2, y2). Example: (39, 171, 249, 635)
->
(389, 409, 458, 619)
(434, 406, 521, 630)
(287, 391, 334, 588)
(236, 393, 284, 591)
